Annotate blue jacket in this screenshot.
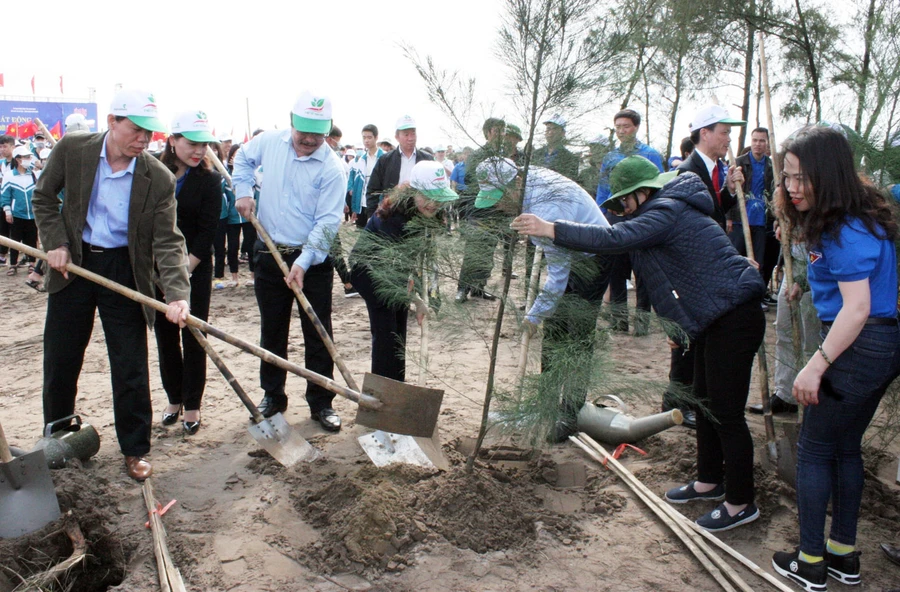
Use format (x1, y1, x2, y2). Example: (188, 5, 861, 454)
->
(1, 169, 37, 220)
(554, 173, 765, 344)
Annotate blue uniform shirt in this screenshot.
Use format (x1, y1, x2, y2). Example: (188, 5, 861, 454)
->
(807, 217, 898, 322)
(596, 142, 664, 207)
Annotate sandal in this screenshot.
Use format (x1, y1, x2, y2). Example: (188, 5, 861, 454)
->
(25, 279, 46, 292)
(6, 267, 16, 276)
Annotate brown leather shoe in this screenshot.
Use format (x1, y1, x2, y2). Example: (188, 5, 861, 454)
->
(124, 456, 152, 481)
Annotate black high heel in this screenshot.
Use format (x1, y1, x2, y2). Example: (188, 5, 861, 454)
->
(162, 405, 182, 426)
(182, 420, 201, 435)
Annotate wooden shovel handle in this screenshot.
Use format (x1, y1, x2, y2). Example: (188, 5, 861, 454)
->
(0, 422, 13, 463)
(0, 236, 380, 411)
(188, 326, 265, 423)
(247, 211, 360, 392)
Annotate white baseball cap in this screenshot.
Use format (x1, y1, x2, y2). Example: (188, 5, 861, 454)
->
(588, 133, 610, 146)
(410, 161, 458, 202)
(218, 133, 232, 142)
(291, 91, 333, 134)
(435, 144, 446, 152)
(109, 89, 167, 133)
(475, 157, 519, 208)
(170, 110, 217, 143)
(395, 115, 416, 131)
(12, 145, 32, 159)
(64, 113, 90, 132)
(690, 105, 746, 130)
(38, 148, 52, 160)
(543, 114, 567, 128)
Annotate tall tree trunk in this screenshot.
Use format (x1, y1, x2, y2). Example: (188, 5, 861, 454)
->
(665, 52, 685, 162)
(738, 0, 756, 151)
(794, 0, 822, 121)
(854, 0, 877, 134)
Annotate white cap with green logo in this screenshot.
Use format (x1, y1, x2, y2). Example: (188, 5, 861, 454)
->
(410, 161, 458, 202)
(109, 89, 167, 133)
(170, 110, 217, 142)
(291, 91, 333, 135)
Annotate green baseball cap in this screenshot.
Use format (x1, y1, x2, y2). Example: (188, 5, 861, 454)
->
(109, 89, 168, 133)
(602, 155, 677, 212)
(475, 157, 519, 209)
(505, 124, 523, 140)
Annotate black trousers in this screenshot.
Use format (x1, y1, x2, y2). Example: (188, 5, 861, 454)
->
(608, 253, 651, 331)
(693, 298, 765, 505)
(9, 217, 37, 266)
(214, 219, 242, 277)
(350, 265, 409, 382)
(154, 259, 212, 411)
(241, 222, 257, 272)
(0, 213, 9, 255)
(43, 246, 152, 457)
(728, 225, 767, 267)
(541, 254, 611, 418)
(254, 242, 335, 414)
(331, 233, 351, 286)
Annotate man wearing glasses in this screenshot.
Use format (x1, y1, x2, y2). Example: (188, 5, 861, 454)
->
(233, 91, 348, 432)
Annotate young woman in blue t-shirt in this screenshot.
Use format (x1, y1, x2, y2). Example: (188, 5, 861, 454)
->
(772, 125, 900, 591)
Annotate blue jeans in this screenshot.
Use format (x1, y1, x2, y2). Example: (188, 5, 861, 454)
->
(797, 322, 900, 556)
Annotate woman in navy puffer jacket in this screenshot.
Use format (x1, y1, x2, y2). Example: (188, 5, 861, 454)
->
(512, 155, 766, 533)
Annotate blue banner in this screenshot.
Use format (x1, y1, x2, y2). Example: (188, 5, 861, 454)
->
(0, 100, 99, 135)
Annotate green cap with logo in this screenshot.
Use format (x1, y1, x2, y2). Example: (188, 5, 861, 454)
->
(475, 157, 519, 209)
(291, 91, 333, 135)
(410, 161, 458, 202)
(170, 110, 217, 142)
(110, 89, 168, 133)
(602, 155, 677, 212)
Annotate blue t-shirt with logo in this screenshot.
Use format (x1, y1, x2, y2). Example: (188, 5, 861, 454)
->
(806, 216, 898, 322)
(891, 184, 900, 202)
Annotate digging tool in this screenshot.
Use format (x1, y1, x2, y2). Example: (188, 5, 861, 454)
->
(247, 211, 360, 392)
(0, 421, 61, 538)
(515, 245, 543, 389)
(759, 31, 803, 482)
(189, 326, 320, 466)
(726, 143, 778, 463)
(1, 236, 443, 439)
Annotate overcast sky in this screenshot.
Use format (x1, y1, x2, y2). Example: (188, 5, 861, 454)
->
(6, 0, 793, 155)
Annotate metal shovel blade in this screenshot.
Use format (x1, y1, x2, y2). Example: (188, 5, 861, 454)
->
(247, 413, 320, 467)
(354, 373, 444, 438)
(358, 431, 436, 469)
(776, 422, 800, 488)
(0, 449, 61, 538)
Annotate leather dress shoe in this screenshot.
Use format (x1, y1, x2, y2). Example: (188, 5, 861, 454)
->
(470, 288, 497, 301)
(883, 543, 900, 567)
(748, 396, 798, 415)
(256, 394, 288, 419)
(311, 408, 341, 432)
(183, 420, 201, 435)
(124, 456, 152, 481)
(161, 405, 182, 426)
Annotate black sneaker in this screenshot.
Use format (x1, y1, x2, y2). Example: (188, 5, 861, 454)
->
(825, 550, 860, 586)
(772, 549, 827, 592)
(343, 285, 360, 298)
(664, 481, 725, 504)
(696, 502, 759, 532)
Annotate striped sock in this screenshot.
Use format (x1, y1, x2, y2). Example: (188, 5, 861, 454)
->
(799, 551, 824, 564)
(826, 540, 854, 556)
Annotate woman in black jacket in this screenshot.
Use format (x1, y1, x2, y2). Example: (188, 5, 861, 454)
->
(156, 111, 223, 434)
(512, 155, 766, 532)
(349, 161, 458, 382)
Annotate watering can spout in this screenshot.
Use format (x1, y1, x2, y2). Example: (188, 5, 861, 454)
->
(576, 400, 682, 446)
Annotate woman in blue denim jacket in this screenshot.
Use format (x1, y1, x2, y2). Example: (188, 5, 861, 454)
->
(771, 126, 900, 591)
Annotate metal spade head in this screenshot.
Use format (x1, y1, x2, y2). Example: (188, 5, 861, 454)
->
(0, 448, 61, 538)
(247, 413, 321, 467)
(354, 373, 444, 438)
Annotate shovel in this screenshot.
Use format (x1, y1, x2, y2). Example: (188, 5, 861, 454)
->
(0, 236, 443, 438)
(188, 326, 320, 466)
(0, 421, 61, 538)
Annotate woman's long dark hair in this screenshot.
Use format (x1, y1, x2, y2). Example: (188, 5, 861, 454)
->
(159, 134, 212, 175)
(777, 126, 897, 247)
(375, 185, 417, 219)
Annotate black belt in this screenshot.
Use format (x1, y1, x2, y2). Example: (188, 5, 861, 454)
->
(823, 316, 899, 327)
(83, 241, 128, 254)
(257, 244, 302, 255)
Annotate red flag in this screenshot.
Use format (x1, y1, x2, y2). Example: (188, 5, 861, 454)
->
(19, 120, 37, 138)
(0, 73, 4, 87)
(243, 132, 249, 144)
(30, 76, 35, 94)
(151, 131, 167, 143)
(5, 123, 17, 137)
(49, 121, 62, 140)
(59, 75, 63, 94)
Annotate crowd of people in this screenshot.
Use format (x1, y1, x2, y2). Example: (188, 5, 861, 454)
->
(4, 85, 900, 591)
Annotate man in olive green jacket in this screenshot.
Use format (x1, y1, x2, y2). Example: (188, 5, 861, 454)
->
(33, 89, 190, 481)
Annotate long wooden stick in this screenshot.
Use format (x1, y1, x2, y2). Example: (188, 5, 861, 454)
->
(515, 246, 543, 388)
(33, 118, 56, 147)
(247, 212, 360, 392)
(0, 236, 381, 411)
(572, 433, 794, 592)
(727, 144, 777, 463)
(418, 231, 430, 387)
(758, 31, 804, 397)
(569, 435, 742, 592)
(188, 326, 264, 422)
(142, 480, 187, 592)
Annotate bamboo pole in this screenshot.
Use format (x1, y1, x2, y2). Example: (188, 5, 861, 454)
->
(418, 231, 430, 387)
(33, 118, 56, 147)
(142, 480, 187, 592)
(515, 245, 544, 389)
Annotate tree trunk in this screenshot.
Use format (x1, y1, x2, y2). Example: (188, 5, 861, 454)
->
(738, 0, 756, 151)
(854, 0, 877, 134)
(665, 53, 685, 162)
(794, 0, 822, 121)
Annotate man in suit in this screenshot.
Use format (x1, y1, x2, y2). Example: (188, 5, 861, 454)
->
(33, 89, 190, 481)
(677, 105, 746, 230)
(365, 115, 434, 214)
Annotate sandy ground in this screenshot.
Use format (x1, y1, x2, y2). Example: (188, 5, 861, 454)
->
(1, 228, 900, 592)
